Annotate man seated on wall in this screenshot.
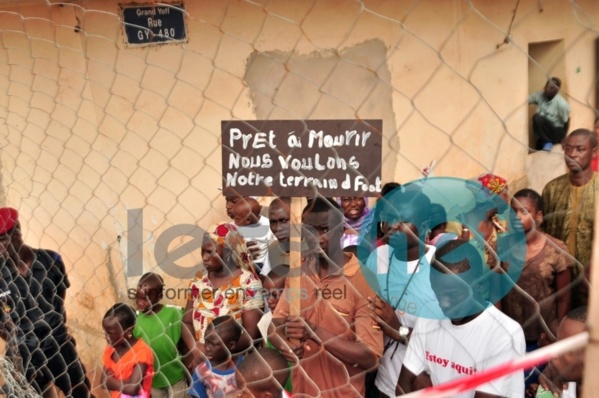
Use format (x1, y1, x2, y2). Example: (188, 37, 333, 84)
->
(529, 77, 571, 151)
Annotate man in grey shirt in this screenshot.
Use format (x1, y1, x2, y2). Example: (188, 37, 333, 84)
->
(529, 76, 571, 151)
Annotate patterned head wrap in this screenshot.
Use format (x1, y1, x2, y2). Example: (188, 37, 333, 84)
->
(477, 174, 507, 195)
(205, 222, 256, 273)
(464, 174, 506, 214)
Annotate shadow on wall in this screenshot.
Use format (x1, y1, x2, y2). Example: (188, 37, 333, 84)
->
(244, 39, 399, 183)
(526, 144, 567, 194)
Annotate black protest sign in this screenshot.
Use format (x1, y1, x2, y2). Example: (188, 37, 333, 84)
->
(221, 120, 382, 197)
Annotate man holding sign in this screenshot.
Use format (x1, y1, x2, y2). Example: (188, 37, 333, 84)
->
(221, 119, 383, 397)
(272, 197, 383, 398)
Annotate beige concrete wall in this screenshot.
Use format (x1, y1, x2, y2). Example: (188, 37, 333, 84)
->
(0, 0, 598, 394)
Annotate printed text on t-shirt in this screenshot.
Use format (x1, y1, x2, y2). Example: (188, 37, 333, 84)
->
(425, 351, 478, 375)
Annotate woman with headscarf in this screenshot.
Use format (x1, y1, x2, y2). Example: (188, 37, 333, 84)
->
(461, 174, 510, 265)
(459, 174, 510, 305)
(338, 196, 370, 252)
(183, 223, 264, 347)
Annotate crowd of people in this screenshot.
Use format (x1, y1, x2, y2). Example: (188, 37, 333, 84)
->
(0, 79, 595, 397)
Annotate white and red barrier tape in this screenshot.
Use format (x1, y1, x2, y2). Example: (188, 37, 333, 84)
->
(400, 332, 589, 398)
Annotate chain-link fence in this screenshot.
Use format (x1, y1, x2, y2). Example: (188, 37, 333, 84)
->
(0, 0, 598, 396)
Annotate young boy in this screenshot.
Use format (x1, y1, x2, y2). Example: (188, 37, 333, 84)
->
(265, 197, 292, 278)
(398, 239, 526, 397)
(259, 265, 293, 393)
(262, 266, 289, 314)
(189, 315, 245, 398)
(425, 203, 458, 248)
(232, 197, 275, 273)
(133, 272, 191, 398)
(538, 306, 587, 398)
(103, 303, 155, 398)
(235, 347, 292, 398)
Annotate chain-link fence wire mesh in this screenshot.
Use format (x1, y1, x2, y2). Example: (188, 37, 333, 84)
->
(0, 0, 597, 396)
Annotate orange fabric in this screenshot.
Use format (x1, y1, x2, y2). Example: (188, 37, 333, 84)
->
(103, 339, 155, 398)
(273, 254, 383, 398)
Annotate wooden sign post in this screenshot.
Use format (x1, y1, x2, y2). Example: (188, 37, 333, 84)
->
(288, 197, 303, 318)
(221, 119, 383, 317)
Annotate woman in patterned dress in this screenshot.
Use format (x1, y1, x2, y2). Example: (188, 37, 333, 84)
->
(183, 222, 264, 348)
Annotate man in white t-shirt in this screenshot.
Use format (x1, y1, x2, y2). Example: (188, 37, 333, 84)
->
(397, 239, 525, 398)
(365, 187, 444, 398)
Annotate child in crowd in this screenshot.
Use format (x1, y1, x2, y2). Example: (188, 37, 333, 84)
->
(501, 189, 572, 391)
(425, 203, 458, 248)
(265, 197, 292, 278)
(189, 315, 245, 398)
(102, 303, 155, 398)
(262, 265, 289, 313)
(260, 265, 293, 393)
(134, 272, 192, 398)
(233, 197, 275, 273)
(235, 348, 292, 398)
(537, 306, 587, 398)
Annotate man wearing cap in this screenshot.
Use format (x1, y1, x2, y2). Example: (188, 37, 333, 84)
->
(529, 77, 571, 151)
(0, 208, 93, 397)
